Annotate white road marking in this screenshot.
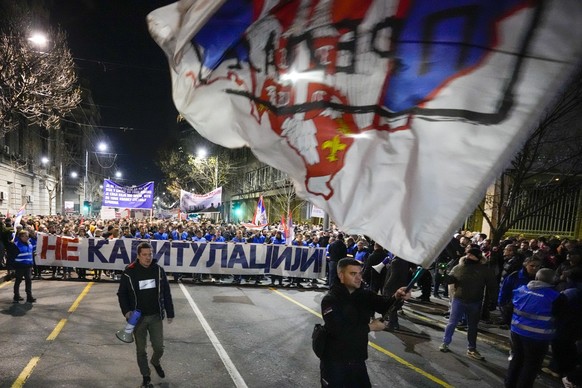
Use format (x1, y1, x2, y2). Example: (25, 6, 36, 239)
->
(179, 283, 248, 388)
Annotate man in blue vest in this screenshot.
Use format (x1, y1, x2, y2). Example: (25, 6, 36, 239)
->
(13, 230, 35, 303)
(505, 268, 566, 388)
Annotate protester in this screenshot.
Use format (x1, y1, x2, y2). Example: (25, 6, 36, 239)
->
(440, 247, 496, 360)
(327, 233, 347, 288)
(505, 268, 564, 388)
(12, 230, 35, 303)
(117, 242, 175, 388)
(497, 255, 542, 326)
(320, 258, 408, 387)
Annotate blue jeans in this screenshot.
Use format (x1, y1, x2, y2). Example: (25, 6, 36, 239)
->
(443, 298, 481, 349)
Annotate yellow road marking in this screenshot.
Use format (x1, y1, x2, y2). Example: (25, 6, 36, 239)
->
(47, 319, 67, 341)
(12, 282, 95, 386)
(0, 279, 13, 288)
(368, 341, 453, 387)
(11, 356, 39, 388)
(269, 287, 453, 388)
(69, 282, 94, 312)
(270, 288, 322, 318)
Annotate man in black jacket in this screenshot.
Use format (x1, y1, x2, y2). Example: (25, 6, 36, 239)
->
(320, 258, 408, 387)
(327, 233, 347, 287)
(118, 242, 175, 388)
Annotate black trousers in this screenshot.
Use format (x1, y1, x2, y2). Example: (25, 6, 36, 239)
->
(505, 331, 548, 388)
(14, 267, 32, 298)
(320, 359, 371, 388)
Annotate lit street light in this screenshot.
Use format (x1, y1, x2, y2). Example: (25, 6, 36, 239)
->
(115, 171, 122, 179)
(70, 171, 78, 178)
(41, 156, 49, 165)
(28, 32, 48, 48)
(98, 142, 107, 152)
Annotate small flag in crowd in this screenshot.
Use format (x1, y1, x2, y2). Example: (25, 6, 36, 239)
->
(252, 195, 268, 227)
(149, 1, 582, 267)
(13, 203, 26, 228)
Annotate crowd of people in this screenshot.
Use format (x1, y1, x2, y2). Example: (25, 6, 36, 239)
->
(1, 213, 581, 387)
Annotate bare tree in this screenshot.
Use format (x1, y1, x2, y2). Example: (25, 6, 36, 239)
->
(267, 177, 307, 222)
(157, 146, 237, 198)
(480, 73, 582, 245)
(0, 7, 81, 133)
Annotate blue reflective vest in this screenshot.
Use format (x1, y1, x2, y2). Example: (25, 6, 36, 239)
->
(14, 239, 34, 267)
(511, 284, 559, 341)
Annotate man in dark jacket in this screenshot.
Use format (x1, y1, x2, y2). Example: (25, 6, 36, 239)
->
(320, 258, 407, 387)
(118, 242, 175, 388)
(327, 233, 347, 288)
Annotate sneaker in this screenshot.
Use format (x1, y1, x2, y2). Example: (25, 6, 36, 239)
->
(467, 349, 484, 360)
(439, 343, 450, 353)
(562, 376, 575, 388)
(151, 362, 165, 378)
(140, 375, 151, 388)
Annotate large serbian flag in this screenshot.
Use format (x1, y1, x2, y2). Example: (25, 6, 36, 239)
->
(148, 1, 582, 267)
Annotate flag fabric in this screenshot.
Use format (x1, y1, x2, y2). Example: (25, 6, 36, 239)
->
(285, 210, 294, 246)
(13, 203, 26, 228)
(252, 195, 268, 226)
(281, 211, 294, 246)
(149, 1, 582, 267)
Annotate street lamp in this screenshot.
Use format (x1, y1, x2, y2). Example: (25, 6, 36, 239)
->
(70, 171, 78, 178)
(41, 156, 49, 165)
(28, 32, 48, 48)
(115, 171, 122, 179)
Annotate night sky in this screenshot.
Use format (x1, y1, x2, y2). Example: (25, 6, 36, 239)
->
(48, 0, 179, 185)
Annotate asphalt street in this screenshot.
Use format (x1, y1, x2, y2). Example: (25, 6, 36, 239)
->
(0, 275, 564, 388)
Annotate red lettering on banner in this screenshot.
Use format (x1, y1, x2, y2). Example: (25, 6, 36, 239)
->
(39, 235, 79, 261)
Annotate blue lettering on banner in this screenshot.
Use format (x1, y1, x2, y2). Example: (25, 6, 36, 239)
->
(264, 245, 273, 273)
(88, 239, 110, 263)
(108, 239, 131, 264)
(302, 249, 323, 272)
(208, 243, 228, 267)
(271, 246, 293, 270)
(248, 245, 267, 269)
(188, 243, 207, 267)
(171, 241, 190, 266)
(151, 241, 171, 266)
(228, 245, 249, 268)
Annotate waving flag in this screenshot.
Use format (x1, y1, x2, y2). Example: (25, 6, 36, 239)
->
(252, 195, 268, 226)
(281, 211, 294, 246)
(149, 1, 582, 267)
(13, 203, 26, 228)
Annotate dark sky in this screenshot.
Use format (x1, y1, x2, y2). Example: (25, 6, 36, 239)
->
(48, 0, 178, 184)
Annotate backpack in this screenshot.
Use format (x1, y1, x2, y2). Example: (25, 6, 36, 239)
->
(311, 323, 328, 358)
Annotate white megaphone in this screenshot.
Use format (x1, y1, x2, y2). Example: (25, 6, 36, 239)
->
(373, 252, 395, 273)
(116, 309, 142, 343)
(372, 262, 386, 274)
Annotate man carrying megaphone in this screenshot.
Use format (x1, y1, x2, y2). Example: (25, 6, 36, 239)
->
(117, 242, 175, 388)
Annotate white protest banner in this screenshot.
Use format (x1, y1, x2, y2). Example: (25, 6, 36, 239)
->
(149, 1, 582, 267)
(35, 233, 325, 279)
(180, 187, 222, 212)
(311, 205, 325, 219)
(100, 207, 116, 220)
